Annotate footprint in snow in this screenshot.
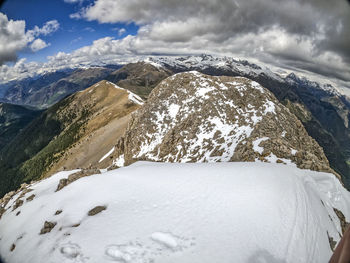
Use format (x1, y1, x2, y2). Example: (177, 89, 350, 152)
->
(60, 242, 81, 259)
(105, 244, 148, 262)
(150, 232, 178, 250)
(104, 232, 196, 262)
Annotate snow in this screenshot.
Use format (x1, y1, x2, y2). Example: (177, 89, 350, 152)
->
(144, 58, 164, 70)
(98, 147, 115, 163)
(252, 137, 269, 154)
(107, 81, 144, 105)
(146, 55, 343, 97)
(264, 153, 294, 165)
(150, 232, 178, 249)
(113, 154, 125, 167)
(168, 104, 180, 119)
(135, 72, 279, 163)
(0, 162, 348, 263)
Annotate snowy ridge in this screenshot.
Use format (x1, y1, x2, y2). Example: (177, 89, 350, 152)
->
(0, 162, 349, 263)
(106, 81, 144, 105)
(145, 55, 342, 97)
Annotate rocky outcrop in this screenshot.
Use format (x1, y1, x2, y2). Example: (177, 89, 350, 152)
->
(112, 71, 337, 177)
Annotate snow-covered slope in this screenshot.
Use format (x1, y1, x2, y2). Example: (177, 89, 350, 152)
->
(111, 71, 335, 176)
(0, 162, 349, 263)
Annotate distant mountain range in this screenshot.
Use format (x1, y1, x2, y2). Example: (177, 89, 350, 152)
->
(0, 54, 350, 195)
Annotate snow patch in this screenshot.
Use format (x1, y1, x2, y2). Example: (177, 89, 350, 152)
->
(99, 147, 115, 163)
(114, 154, 125, 167)
(168, 104, 180, 119)
(253, 137, 269, 154)
(107, 81, 144, 105)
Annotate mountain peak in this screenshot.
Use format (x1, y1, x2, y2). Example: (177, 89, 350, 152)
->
(110, 71, 335, 176)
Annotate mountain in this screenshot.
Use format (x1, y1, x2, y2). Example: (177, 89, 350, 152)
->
(0, 162, 349, 263)
(109, 71, 336, 178)
(1, 67, 115, 108)
(0, 81, 142, 197)
(0, 67, 349, 262)
(106, 62, 172, 99)
(0, 103, 41, 150)
(142, 55, 350, 187)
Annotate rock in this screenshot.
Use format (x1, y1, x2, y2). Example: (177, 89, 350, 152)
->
(54, 210, 62, 215)
(26, 194, 35, 202)
(40, 221, 57, 235)
(0, 206, 5, 220)
(112, 71, 337, 178)
(56, 169, 101, 192)
(88, 206, 107, 216)
(12, 199, 23, 211)
(10, 243, 15, 252)
(334, 208, 349, 235)
(327, 232, 337, 251)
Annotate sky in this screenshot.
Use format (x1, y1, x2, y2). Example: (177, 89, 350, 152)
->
(0, 0, 349, 91)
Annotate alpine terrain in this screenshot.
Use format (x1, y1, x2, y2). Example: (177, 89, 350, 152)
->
(0, 68, 349, 263)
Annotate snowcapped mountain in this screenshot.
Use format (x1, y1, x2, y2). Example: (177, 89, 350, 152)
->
(140, 55, 350, 188)
(0, 162, 349, 263)
(147, 55, 342, 97)
(109, 71, 335, 177)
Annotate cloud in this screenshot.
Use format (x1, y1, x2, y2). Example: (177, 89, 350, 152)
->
(30, 38, 50, 52)
(2, 0, 350, 91)
(0, 13, 27, 64)
(112, 27, 126, 36)
(64, 0, 85, 3)
(0, 13, 59, 65)
(70, 0, 350, 83)
(83, 27, 95, 32)
(70, 36, 83, 44)
(29, 20, 59, 37)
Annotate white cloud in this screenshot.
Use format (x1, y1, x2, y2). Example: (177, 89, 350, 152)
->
(26, 20, 60, 42)
(0, 13, 59, 65)
(0, 13, 28, 64)
(83, 27, 95, 32)
(112, 27, 126, 36)
(64, 0, 84, 3)
(30, 38, 49, 52)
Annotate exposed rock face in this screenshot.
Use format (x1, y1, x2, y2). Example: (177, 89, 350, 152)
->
(56, 169, 101, 192)
(113, 71, 336, 176)
(87, 206, 107, 216)
(40, 221, 57, 235)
